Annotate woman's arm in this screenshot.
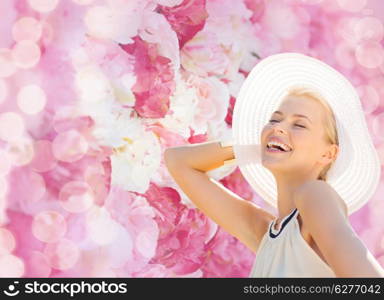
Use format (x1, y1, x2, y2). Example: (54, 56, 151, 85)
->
(294, 180, 384, 277)
(164, 141, 274, 253)
(165, 140, 235, 172)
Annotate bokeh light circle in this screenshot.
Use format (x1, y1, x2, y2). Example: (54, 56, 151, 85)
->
(59, 181, 94, 213)
(355, 41, 384, 69)
(6, 138, 35, 166)
(32, 211, 67, 243)
(12, 17, 43, 42)
(43, 238, 80, 270)
(0, 254, 25, 277)
(336, 17, 360, 46)
(27, 0, 60, 13)
(17, 84, 47, 115)
(11, 41, 41, 69)
(354, 17, 384, 42)
(0, 112, 25, 142)
(52, 130, 89, 163)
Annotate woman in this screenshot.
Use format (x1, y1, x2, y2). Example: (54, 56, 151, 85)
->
(164, 53, 384, 277)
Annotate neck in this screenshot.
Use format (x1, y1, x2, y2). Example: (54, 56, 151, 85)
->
(273, 170, 319, 220)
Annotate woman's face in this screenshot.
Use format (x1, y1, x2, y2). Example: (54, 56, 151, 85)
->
(260, 95, 338, 179)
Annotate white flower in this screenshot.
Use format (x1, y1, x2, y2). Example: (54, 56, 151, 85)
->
(158, 74, 199, 138)
(110, 113, 161, 193)
(112, 73, 137, 106)
(75, 65, 114, 105)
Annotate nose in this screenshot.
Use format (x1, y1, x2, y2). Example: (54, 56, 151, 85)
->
(273, 122, 287, 135)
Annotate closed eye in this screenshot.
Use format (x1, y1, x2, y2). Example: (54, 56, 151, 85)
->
(268, 119, 306, 128)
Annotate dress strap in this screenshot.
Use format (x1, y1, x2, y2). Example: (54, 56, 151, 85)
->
(269, 208, 298, 238)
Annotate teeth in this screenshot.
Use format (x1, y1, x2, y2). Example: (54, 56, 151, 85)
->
(267, 141, 291, 151)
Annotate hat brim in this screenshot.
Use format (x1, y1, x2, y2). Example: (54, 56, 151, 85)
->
(232, 52, 381, 215)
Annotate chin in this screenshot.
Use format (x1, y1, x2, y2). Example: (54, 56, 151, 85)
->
(261, 151, 291, 163)
(261, 155, 293, 173)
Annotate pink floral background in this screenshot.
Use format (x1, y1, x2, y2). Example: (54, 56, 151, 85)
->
(0, 0, 384, 277)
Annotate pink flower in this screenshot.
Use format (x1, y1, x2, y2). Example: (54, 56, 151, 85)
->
(157, 0, 208, 48)
(187, 74, 230, 133)
(244, 0, 266, 23)
(139, 10, 180, 70)
(144, 183, 217, 275)
(202, 227, 255, 277)
(120, 36, 176, 118)
(181, 31, 231, 77)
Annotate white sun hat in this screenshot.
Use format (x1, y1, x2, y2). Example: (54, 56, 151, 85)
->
(231, 52, 381, 215)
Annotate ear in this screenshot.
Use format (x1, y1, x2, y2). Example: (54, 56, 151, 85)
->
(320, 144, 339, 165)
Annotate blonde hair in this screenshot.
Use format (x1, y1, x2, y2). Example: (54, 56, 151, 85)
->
(284, 86, 339, 181)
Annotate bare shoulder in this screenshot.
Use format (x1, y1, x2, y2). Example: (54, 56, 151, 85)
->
(293, 180, 384, 277)
(294, 180, 348, 219)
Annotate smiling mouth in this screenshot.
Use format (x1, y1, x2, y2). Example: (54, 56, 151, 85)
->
(266, 144, 293, 153)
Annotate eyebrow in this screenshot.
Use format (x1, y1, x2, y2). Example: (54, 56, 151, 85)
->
(272, 111, 312, 123)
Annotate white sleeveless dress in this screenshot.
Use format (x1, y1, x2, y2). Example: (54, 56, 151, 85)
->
(249, 207, 336, 277)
